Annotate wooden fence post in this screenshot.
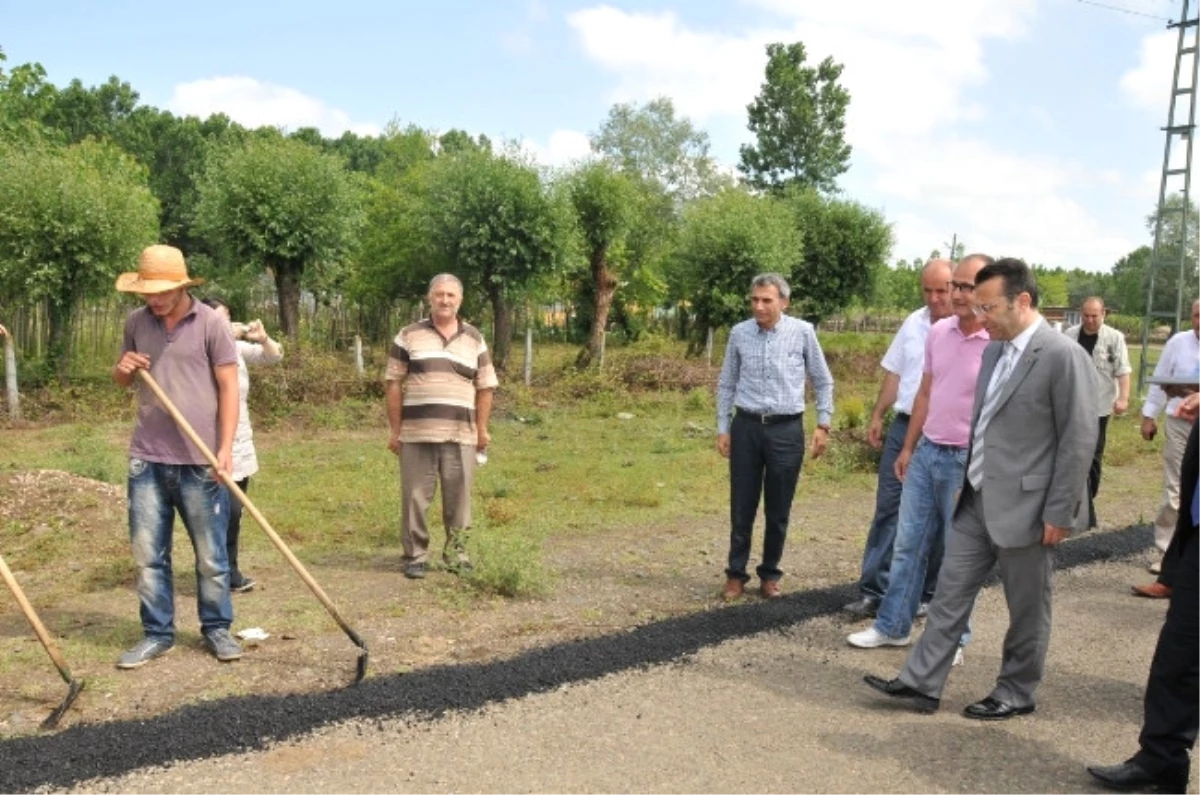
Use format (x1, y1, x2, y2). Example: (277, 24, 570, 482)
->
(4, 333, 20, 421)
(705, 327, 714, 368)
(524, 327, 533, 387)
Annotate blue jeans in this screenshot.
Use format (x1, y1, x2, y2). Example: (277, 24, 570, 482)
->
(875, 438, 967, 640)
(856, 414, 908, 599)
(128, 459, 233, 640)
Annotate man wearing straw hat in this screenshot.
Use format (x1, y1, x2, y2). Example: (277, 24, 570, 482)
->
(112, 244, 243, 667)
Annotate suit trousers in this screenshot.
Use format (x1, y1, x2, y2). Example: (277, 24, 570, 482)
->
(727, 412, 805, 583)
(1136, 521, 1199, 777)
(1136, 421, 1199, 777)
(899, 485, 1054, 707)
(399, 441, 476, 565)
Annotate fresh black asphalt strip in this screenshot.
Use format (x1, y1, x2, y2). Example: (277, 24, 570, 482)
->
(0, 524, 1155, 792)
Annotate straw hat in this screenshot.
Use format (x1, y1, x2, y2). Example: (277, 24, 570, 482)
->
(115, 245, 205, 294)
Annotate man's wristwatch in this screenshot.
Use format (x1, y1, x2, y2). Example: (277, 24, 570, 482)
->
(817, 424, 831, 432)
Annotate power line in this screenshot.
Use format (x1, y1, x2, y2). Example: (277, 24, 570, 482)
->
(1076, 0, 1172, 21)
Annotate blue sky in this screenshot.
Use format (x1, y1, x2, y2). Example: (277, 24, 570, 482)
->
(1, 0, 1191, 272)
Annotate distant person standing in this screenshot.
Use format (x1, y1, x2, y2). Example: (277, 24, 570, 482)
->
(716, 273, 834, 601)
(111, 245, 242, 668)
(1142, 299, 1200, 574)
(385, 274, 498, 580)
(201, 298, 284, 593)
(844, 259, 954, 618)
(1064, 297, 1131, 530)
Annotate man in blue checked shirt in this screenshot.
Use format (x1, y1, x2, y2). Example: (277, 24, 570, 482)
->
(716, 272, 834, 601)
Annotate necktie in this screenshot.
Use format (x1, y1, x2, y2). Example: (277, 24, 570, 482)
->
(968, 343, 1017, 490)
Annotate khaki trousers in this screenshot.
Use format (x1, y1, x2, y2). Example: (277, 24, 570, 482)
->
(399, 441, 476, 564)
(1155, 416, 1192, 552)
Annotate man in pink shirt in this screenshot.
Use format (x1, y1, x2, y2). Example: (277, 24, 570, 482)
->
(848, 254, 992, 650)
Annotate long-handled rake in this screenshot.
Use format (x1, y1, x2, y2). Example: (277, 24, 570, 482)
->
(137, 370, 368, 683)
(0, 552, 85, 729)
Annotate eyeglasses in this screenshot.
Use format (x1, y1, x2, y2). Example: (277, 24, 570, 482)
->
(971, 300, 1008, 317)
(951, 281, 975, 293)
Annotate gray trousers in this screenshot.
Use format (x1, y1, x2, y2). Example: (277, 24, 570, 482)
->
(399, 441, 476, 564)
(899, 487, 1054, 708)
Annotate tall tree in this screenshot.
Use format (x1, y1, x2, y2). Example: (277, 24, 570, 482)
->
(1109, 246, 1152, 316)
(566, 160, 640, 368)
(738, 42, 852, 195)
(1144, 195, 1199, 318)
(785, 189, 892, 322)
(591, 97, 725, 202)
(195, 134, 364, 339)
(423, 147, 568, 370)
(674, 188, 802, 339)
(0, 138, 159, 377)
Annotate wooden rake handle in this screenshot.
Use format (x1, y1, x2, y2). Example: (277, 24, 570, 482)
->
(136, 369, 363, 645)
(0, 552, 75, 683)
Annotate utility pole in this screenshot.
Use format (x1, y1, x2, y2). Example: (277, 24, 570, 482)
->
(1139, 0, 1198, 393)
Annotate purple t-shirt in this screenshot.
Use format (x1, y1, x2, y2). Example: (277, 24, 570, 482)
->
(922, 315, 990, 448)
(121, 298, 238, 465)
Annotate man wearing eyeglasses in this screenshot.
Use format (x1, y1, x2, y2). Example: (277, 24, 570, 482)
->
(843, 259, 954, 619)
(1064, 297, 1131, 531)
(847, 254, 991, 658)
(864, 258, 1095, 721)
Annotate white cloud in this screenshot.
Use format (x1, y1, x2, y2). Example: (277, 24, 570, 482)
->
(566, 1, 1141, 271)
(168, 76, 381, 137)
(1120, 30, 1176, 111)
(518, 129, 594, 167)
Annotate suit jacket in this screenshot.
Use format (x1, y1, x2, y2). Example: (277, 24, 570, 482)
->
(959, 320, 1098, 547)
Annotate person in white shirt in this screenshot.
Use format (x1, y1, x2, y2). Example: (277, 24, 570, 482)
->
(1142, 299, 1200, 573)
(202, 297, 284, 593)
(1064, 297, 1132, 530)
(844, 259, 953, 617)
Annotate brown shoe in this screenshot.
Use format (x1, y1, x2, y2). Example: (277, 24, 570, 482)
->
(722, 578, 745, 601)
(760, 580, 782, 599)
(1131, 582, 1172, 599)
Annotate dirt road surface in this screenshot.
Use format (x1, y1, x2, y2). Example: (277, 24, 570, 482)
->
(4, 525, 1195, 794)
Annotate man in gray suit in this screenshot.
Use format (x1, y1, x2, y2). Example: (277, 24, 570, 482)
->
(863, 257, 1096, 720)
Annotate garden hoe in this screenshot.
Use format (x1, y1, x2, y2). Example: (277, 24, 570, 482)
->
(0, 552, 84, 729)
(137, 369, 369, 684)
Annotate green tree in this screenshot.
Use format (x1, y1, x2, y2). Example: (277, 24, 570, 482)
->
(1109, 246, 1152, 316)
(195, 134, 364, 340)
(873, 256, 925, 311)
(738, 42, 852, 195)
(423, 147, 568, 370)
(784, 189, 892, 321)
(566, 160, 640, 368)
(1032, 266, 1069, 306)
(0, 138, 159, 377)
(674, 188, 802, 338)
(1144, 195, 1199, 319)
(591, 97, 725, 202)
(0, 50, 58, 142)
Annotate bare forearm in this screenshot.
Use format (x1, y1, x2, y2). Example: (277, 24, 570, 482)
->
(475, 388, 494, 433)
(386, 382, 403, 437)
(1117, 373, 1130, 403)
(871, 372, 900, 422)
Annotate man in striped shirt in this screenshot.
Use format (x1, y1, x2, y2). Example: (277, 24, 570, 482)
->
(716, 273, 835, 600)
(386, 274, 498, 580)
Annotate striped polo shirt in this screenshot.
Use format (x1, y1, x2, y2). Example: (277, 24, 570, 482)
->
(385, 319, 499, 445)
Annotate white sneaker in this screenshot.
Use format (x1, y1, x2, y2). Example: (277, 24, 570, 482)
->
(953, 647, 965, 667)
(847, 626, 912, 648)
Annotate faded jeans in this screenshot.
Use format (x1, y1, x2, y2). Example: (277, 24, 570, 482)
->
(875, 437, 969, 642)
(128, 459, 233, 640)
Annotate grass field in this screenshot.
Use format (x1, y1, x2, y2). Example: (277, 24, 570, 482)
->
(0, 334, 1169, 735)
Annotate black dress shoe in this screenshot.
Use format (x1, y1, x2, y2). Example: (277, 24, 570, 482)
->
(1088, 760, 1189, 793)
(843, 596, 879, 617)
(862, 675, 940, 713)
(962, 696, 1035, 721)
